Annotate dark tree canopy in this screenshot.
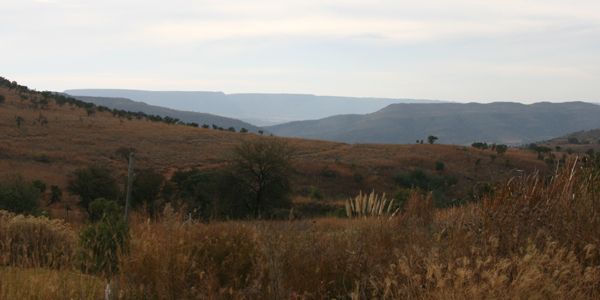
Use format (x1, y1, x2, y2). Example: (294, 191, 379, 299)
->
(229, 138, 294, 218)
(131, 168, 164, 214)
(68, 166, 119, 214)
(428, 135, 439, 144)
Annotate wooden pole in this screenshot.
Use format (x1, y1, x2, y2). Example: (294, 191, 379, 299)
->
(124, 152, 135, 223)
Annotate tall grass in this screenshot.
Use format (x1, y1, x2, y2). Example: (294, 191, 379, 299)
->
(1, 160, 599, 299)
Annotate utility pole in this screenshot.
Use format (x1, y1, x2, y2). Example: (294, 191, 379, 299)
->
(124, 152, 135, 223)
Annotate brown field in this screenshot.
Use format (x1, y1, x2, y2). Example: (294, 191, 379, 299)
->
(1, 160, 599, 299)
(0, 86, 550, 220)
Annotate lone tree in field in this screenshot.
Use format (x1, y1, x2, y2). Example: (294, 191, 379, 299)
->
(68, 165, 119, 214)
(428, 135, 439, 144)
(230, 138, 294, 218)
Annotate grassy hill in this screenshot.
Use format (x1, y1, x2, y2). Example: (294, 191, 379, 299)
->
(266, 102, 600, 145)
(71, 95, 263, 132)
(1, 79, 550, 220)
(537, 128, 600, 154)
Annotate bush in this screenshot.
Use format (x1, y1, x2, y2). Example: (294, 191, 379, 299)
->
(131, 168, 164, 215)
(435, 161, 445, 171)
(32, 180, 46, 193)
(50, 185, 62, 204)
(80, 198, 128, 277)
(68, 166, 119, 214)
(168, 169, 219, 219)
(0, 94, 5, 104)
(0, 176, 40, 214)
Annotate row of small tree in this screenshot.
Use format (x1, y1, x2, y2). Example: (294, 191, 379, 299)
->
(0, 77, 256, 134)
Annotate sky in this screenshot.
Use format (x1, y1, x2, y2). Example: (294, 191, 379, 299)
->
(1, 0, 600, 103)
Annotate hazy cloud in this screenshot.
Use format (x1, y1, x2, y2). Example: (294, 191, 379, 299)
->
(1, 0, 599, 102)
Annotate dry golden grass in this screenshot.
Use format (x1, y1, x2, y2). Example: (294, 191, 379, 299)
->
(0, 86, 549, 218)
(0, 267, 104, 299)
(0, 160, 599, 298)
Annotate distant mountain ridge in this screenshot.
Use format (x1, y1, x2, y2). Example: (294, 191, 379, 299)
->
(266, 101, 600, 145)
(71, 95, 262, 132)
(64, 89, 443, 126)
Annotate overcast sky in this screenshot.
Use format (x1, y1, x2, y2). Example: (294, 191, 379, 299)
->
(2, 0, 600, 102)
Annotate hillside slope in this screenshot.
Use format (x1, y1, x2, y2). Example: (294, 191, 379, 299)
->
(266, 102, 600, 145)
(1, 80, 549, 220)
(71, 95, 262, 132)
(64, 89, 441, 125)
(538, 128, 600, 153)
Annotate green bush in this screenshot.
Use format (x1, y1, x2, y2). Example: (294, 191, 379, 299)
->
(0, 176, 40, 214)
(68, 166, 119, 214)
(32, 180, 46, 193)
(131, 168, 164, 215)
(50, 185, 62, 204)
(80, 198, 128, 277)
(435, 161, 445, 171)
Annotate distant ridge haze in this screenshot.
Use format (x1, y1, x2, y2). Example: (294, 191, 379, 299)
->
(266, 101, 600, 145)
(64, 89, 443, 126)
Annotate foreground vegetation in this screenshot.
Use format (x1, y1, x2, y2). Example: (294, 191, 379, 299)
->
(1, 157, 599, 299)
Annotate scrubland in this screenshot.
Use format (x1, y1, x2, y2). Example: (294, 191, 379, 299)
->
(1, 159, 599, 299)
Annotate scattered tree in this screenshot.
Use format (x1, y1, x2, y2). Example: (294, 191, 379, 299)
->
(240, 128, 248, 133)
(228, 138, 294, 218)
(428, 136, 438, 144)
(471, 142, 489, 150)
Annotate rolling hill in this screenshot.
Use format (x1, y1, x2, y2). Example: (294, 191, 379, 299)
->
(64, 89, 441, 126)
(0, 77, 549, 220)
(537, 128, 600, 153)
(70, 95, 262, 133)
(266, 102, 600, 145)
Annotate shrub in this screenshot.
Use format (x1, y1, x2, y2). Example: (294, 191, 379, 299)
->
(0, 176, 40, 214)
(168, 169, 219, 219)
(131, 168, 164, 215)
(68, 165, 119, 214)
(495, 144, 508, 155)
(435, 161, 445, 171)
(472, 142, 489, 149)
(0, 94, 5, 104)
(80, 198, 128, 277)
(50, 185, 62, 204)
(32, 180, 46, 193)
